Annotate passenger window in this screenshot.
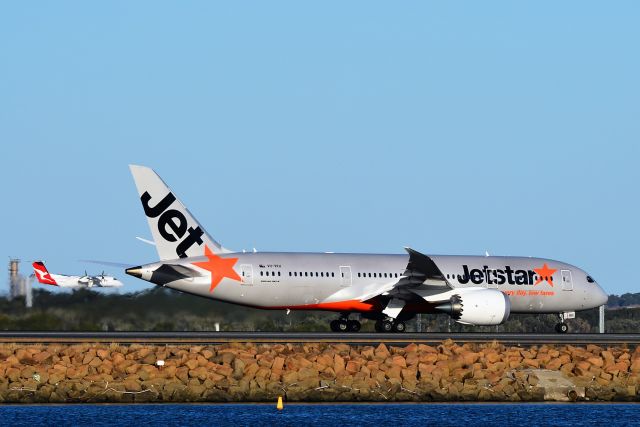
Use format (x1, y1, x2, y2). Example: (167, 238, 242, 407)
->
(305, 272, 308, 277)
(331, 272, 335, 277)
(260, 271, 263, 276)
(278, 272, 281, 276)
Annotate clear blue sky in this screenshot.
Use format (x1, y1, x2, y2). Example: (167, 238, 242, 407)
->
(1, 2, 638, 295)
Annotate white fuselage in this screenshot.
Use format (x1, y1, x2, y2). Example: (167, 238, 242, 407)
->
(131, 252, 607, 314)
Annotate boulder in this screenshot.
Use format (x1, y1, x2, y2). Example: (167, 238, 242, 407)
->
(271, 357, 285, 375)
(485, 352, 501, 364)
(545, 358, 562, 370)
(419, 353, 438, 364)
(401, 368, 417, 381)
(375, 344, 391, 359)
(587, 357, 604, 368)
(345, 360, 361, 375)
(123, 378, 142, 392)
(33, 351, 53, 364)
(360, 346, 375, 360)
(334, 354, 346, 374)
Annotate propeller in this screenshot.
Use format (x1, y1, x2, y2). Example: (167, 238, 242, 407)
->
(79, 259, 135, 269)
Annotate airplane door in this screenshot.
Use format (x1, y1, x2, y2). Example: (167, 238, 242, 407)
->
(561, 270, 573, 291)
(240, 264, 253, 286)
(339, 266, 352, 287)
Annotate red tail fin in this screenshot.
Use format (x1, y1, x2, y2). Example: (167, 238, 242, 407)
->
(32, 261, 58, 286)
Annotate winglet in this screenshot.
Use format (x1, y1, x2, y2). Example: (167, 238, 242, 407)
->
(403, 247, 451, 288)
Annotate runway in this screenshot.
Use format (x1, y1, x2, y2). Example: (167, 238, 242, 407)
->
(0, 332, 639, 346)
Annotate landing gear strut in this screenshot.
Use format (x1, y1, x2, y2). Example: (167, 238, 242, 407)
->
(555, 312, 572, 333)
(374, 318, 406, 333)
(330, 314, 361, 332)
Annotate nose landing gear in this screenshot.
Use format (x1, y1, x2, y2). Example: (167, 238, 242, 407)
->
(555, 312, 574, 333)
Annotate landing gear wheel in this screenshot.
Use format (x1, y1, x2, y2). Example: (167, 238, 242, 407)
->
(374, 320, 383, 332)
(381, 320, 394, 333)
(337, 319, 349, 332)
(347, 320, 361, 332)
(330, 320, 340, 332)
(555, 322, 569, 333)
(393, 321, 406, 333)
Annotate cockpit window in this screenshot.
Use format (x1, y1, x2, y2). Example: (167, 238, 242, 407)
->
(586, 276, 595, 283)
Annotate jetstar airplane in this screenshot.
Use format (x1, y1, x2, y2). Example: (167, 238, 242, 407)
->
(32, 261, 123, 289)
(125, 165, 608, 334)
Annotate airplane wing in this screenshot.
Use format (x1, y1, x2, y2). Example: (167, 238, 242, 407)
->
(323, 247, 454, 318)
(325, 247, 451, 303)
(399, 247, 451, 290)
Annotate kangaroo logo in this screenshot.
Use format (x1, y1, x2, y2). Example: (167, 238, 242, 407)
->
(141, 191, 205, 258)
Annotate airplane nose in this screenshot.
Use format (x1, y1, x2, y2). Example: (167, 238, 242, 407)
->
(595, 286, 608, 307)
(125, 266, 143, 278)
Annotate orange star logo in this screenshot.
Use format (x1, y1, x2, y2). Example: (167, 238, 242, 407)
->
(192, 245, 241, 293)
(533, 263, 557, 287)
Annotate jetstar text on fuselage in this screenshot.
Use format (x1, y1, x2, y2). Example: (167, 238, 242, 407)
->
(141, 191, 205, 258)
(458, 265, 553, 286)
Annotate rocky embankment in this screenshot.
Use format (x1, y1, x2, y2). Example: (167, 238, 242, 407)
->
(1, 340, 639, 403)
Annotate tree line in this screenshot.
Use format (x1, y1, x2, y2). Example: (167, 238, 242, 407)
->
(0, 288, 638, 333)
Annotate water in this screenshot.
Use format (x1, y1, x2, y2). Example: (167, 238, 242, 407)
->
(0, 403, 638, 426)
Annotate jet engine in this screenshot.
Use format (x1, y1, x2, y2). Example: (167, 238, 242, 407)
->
(435, 288, 510, 326)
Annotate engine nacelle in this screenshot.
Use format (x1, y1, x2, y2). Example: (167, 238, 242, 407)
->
(435, 288, 511, 326)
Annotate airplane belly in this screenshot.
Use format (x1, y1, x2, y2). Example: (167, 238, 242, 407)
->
(166, 277, 338, 308)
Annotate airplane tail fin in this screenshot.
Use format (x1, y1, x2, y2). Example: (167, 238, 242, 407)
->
(32, 261, 58, 285)
(129, 165, 230, 260)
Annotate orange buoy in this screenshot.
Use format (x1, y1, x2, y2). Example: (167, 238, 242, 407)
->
(276, 395, 284, 411)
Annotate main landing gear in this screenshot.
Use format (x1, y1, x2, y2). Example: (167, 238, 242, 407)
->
(555, 312, 574, 333)
(374, 318, 406, 333)
(329, 314, 361, 332)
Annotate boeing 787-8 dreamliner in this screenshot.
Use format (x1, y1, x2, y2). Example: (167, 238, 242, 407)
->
(125, 165, 607, 333)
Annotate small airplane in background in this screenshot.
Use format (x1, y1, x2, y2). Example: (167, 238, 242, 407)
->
(32, 261, 123, 289)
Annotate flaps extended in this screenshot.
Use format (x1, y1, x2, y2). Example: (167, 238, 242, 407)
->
(382, 298, 406, 319)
